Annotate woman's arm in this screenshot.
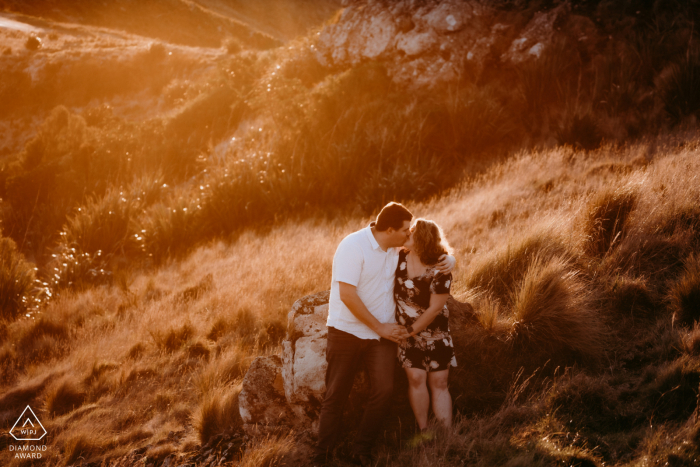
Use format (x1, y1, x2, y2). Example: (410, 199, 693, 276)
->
(406, 293, 450, 336)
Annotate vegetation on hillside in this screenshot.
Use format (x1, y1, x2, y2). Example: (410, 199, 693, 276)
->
(1, 0, 700, 465)
(1, 136, 700, 465)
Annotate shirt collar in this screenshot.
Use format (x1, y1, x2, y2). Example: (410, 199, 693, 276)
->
(365, 222, 382, 251)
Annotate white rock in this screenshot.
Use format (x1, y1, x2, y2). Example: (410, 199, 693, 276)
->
(396, 30, 438, 56)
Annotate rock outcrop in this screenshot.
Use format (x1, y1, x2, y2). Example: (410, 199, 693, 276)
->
(238, 290, 330, 435)
(313, 0, 601, 89)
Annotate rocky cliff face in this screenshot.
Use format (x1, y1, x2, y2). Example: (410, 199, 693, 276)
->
(313, 0, 599, 89)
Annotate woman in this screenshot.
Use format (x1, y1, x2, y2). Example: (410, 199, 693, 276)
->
(394, 218, 456, 431)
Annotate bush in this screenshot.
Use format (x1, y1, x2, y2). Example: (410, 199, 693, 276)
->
(138, 198, 202, 264)
(0, 236, 37, 320)
(510, 256, 605, 367)
(656, 49, 700, 122)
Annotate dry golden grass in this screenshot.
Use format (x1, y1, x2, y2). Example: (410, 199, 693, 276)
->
(2, 134, 700, 465)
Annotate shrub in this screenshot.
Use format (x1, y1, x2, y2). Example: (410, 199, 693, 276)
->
(557, 112, 602, 150)
(0, 236, 37, 320)
(62, 189, 138, 258)
(138, 198, 201, 263)
(510, 256, 605, 367)
(669, 254, 700, 326)
(583, 185, 637, 258)
(192, 386, 242, 444)
(656, 49, 700, 122)
(24, 36, 42, 51)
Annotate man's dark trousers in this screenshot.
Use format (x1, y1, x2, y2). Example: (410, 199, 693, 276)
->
(316, 326, 398, 459)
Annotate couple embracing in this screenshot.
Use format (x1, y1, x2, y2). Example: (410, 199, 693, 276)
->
(315, 202, 457, 466)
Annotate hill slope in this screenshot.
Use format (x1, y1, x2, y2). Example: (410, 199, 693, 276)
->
(1, 134, 700, 465)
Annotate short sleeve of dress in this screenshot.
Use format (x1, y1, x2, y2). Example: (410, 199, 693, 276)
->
(430, 272, 452, 295)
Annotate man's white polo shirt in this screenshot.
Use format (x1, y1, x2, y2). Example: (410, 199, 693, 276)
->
(327, 225, 400, 340)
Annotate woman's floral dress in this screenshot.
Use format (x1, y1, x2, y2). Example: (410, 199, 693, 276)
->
(395, 249, 457, 372)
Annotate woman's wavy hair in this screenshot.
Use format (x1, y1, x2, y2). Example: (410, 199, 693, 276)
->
(411, 218, 453, 266)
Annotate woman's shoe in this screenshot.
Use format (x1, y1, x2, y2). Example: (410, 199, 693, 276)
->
(407, 428, 435, 449)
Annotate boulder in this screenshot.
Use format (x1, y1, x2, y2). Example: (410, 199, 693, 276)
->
(282, 290, 330, 404)
(238, 355, 294, 429)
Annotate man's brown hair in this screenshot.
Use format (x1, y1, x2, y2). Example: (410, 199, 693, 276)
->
(375, 202, 413, 231)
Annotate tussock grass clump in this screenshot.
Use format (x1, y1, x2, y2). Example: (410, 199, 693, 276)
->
(239, 434, 298, 467)
(465, 230, 569, 306)
(178, 273, 214, 302)
(126, 342, 147, 360)
(14, 316, 69, 363)
(583, 185, 638, 258)
(150, 323, 196, 353)
(0, 236, 37, 320)
(646, 357, 700, 422)
(184, 339, 211, 361)
(192, 385, 242, 444)
(682, 324, 700, 356)
(196, 347, 250, 395)
(63, 433, 97, 465)
(669, 254, 700, 326)
(510, 256, 605, 367)
(607, 275, 657, 321)
(45, 378, 86, 416)
(549, 373, 631, 434)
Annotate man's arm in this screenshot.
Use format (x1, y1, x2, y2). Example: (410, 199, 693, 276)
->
(339, 282, 409, 343)
(435, 254, 456, 274)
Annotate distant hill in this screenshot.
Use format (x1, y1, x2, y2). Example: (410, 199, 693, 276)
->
(0, 0, 341, 46)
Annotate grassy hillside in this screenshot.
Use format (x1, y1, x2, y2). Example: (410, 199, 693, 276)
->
(2, 134, 700, 465)
(2, 0, 700, 465)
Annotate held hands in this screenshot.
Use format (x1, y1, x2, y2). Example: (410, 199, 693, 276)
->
(436, 254, 456, 274)
(376, 323, 410, 343)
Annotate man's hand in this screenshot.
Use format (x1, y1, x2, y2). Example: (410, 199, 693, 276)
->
(436, 254, 456, 274)
(375, 323, 408, 343)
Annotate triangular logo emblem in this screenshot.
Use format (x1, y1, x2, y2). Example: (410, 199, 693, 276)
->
(9, 406, 47, 441)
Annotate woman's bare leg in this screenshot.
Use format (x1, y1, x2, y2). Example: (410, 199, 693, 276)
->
(405, 368, 429, 430)
(427, 369, 452, 428)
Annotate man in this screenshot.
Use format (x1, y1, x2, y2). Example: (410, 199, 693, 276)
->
(315, 202, 456, 465)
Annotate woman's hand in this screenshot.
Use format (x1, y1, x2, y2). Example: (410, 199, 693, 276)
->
(436, 254, 456, 274)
